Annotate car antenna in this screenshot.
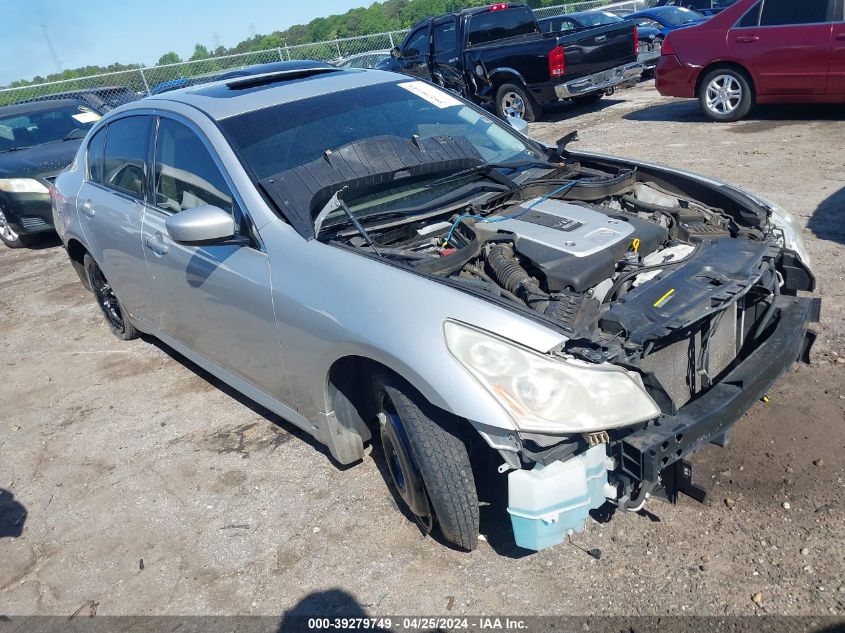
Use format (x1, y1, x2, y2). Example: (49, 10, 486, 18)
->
(314, 189, 382, 256)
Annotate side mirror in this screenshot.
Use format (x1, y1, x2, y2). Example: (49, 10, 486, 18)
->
(506, 116, 529, 135)
(165, 204, 235, 244)
(390, 47, 401, 59)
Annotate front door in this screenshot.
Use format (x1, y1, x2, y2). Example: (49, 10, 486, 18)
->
(76, 115, 155, 319)
(397, 24, 432, 79)
(140, 115, 290, 401)
(431, 17, 465, 94)
(729, 0, 833, 96)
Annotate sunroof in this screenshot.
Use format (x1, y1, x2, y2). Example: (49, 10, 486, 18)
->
(225, 67, 342, 90)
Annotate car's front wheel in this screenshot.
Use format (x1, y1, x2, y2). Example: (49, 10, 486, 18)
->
(698, 68, 754, 122)
(84, 254, 139, 340)
(0, 209, 27, 248)
(374, 374, 479, 551)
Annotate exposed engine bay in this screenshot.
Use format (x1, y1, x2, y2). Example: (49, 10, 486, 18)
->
(324, 156, 815, 422)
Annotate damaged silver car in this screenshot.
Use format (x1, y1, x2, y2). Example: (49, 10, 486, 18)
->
(52, 67, 818, 551)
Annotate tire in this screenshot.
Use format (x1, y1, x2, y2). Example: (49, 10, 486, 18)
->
(83, 254, 139, 340)
(698, 68, 754, 122)
(374, 373, 479, 551)
(570, 91, 604, 105)
(495, 82, 542, 123)
(0, 208, 28, 248)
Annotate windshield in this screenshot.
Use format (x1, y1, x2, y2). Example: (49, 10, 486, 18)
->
(575, 11, 623, 26)
(223, 80, 534, 180)
(222, 80, 537, 231)
(0, 103, 100, 152)
(660, 7, 704, 24)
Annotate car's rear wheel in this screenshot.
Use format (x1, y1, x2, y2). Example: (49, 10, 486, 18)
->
(496, 82, 542, 123)
(84, 254, 139, 340)
(374, 374, 479, 551)
(698, 69, 753, 122)
(0, 209, 27, 248)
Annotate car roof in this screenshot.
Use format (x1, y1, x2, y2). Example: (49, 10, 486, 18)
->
(143, 67, 402, 121)
(0, 98, 88, 117)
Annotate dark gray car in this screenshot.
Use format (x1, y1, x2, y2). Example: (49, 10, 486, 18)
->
(0, 99, 102, 247)
(53, 68, 817, 552)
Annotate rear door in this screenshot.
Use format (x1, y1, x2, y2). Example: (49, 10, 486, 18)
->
(826, 0, 845, 95)
(729, 0, 834, 96)
(140, 114, 289, 400)
(76, 115, 155, 319)
(431, 16, 465, 93)
(396, 24, 432, 79)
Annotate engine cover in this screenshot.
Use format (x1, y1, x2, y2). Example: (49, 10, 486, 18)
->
(478, 199, 667, 292)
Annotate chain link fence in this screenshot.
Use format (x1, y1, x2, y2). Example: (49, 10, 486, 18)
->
(0, 0, 651, 109)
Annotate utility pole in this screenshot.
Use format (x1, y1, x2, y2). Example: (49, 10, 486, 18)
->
(40, 23, 63, 74)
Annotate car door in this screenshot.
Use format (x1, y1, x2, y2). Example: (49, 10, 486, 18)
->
(397, 24, 432, 79)
(140, 114, 290, 401)
(76, 115, 156, 319)
(431, 16, 465, 94)
(729, 0, 834, 96)
(826, 0, 845, 95)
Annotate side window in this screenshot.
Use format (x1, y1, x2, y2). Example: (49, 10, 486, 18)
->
(403, 27, 429, 57)
(87, 127, 107, 185)
(759, 0, 831, 26)
(102, 116, 150, 201)
(433, 20, 457, 55)
(736, 2, 761, 27)
(154, 117, 235, 215)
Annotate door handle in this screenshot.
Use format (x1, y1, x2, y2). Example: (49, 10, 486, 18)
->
(144, 233, 169, 257)
(448, 57, 458, 64)
(836, 33, 845, 41)
(735, 35, 759, 43)
(79, 199, 95, 218)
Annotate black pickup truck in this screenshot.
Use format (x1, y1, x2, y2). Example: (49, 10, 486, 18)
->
(388, 3, 642, 121)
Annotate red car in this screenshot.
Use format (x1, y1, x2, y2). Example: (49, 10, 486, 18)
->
(656, 0, 844, 121)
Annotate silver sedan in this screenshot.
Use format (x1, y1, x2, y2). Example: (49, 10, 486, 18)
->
(52, 67, 816, 552)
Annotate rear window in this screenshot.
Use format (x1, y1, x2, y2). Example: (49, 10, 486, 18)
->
(759, 0, 830, 26)
(467, 7, 539, 46)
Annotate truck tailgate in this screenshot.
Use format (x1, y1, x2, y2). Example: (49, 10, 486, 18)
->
(552, 21, 637, 80)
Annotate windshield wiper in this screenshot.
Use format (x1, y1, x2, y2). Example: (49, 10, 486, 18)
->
(427, 159, 556, 189)
(0, 146, 26, 153)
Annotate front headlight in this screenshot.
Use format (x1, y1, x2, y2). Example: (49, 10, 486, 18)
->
(444, 321, 660, 434)
(768, 205, 812, 270)
(0, 178, 49, 194)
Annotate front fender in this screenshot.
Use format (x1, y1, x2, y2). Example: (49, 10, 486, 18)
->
(261, 220, 565, 435)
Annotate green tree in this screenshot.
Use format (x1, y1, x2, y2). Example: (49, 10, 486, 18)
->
(157, 51, 182, 65)
(189, 44, 211, 61)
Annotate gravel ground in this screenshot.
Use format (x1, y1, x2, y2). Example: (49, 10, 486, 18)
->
(1, 80, 844, 618)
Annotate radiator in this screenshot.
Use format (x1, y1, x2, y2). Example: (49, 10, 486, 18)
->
(641, 302, 738, 410)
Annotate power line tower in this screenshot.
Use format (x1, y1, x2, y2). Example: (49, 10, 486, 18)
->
(40, 23, 64, 74)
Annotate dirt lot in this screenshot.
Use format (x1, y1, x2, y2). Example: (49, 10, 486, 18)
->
(1, 79, 844, 618)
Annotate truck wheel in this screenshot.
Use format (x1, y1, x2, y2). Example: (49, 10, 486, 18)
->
(374, 373, 479, 551)
(496, 83, 542, 122)
(0, 209, 27, 248)
(84, 254, 139, 341)
(698, 68, 753, 122)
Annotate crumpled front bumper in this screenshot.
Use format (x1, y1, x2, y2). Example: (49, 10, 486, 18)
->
(617, 295, 820, 487)
(554, 62, 644, 99)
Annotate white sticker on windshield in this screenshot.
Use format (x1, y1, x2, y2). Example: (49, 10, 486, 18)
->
(72, 111, 101, 123)
(398, 81, 462, 109)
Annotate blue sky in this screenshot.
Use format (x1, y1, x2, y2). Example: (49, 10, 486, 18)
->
(1, 0, 371, 85)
